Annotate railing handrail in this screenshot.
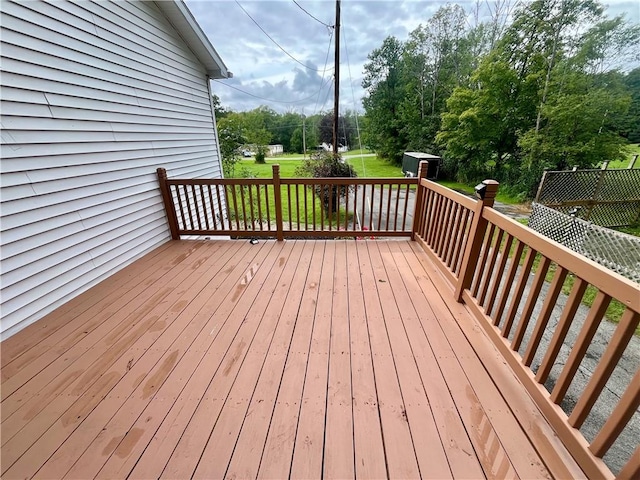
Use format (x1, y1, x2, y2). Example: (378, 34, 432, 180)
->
(157, 163, 638, 478)
(482, 207, 640, 310)
(157, 166, 420, 240)
(412, 166, 638, 480)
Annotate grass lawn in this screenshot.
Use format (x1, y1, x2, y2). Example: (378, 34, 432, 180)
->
(236, 156, 525, 206)
(344, 156, 403, 177)
(438, 180, 523, 205)
(235, 155, 401, 179)
(604, 143, 640, 169)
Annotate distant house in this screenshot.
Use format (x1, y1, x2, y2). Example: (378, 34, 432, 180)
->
(267, 144, 284, 156)
(0, 0, 231, 339)
(318, 142, 348, 153)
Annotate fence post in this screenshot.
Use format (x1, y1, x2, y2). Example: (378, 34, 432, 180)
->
(534, 170, 548, 203)
(628, 154, 638, 169)
(411, 161, 429, 241)
(272, 164, 284, 241)
(454, 179, 499, 302)
(585, 167, 607, 221)
(157, 168, 180, 240)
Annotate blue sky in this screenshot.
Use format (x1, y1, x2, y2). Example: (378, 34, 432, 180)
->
(185, 0, 640, 114)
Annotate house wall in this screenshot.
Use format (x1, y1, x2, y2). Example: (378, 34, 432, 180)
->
(0, 0, 224, 339)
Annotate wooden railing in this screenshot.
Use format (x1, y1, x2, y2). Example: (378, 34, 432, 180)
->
(158, 162, 638, 478)
(157, 166, 417, 240)
(413, 164, 639, 480)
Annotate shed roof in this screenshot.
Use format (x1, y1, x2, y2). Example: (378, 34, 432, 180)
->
(404, 152, 441, 160)
(154, 0, 232, 79)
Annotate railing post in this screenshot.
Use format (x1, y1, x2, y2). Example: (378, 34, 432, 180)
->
(272, 164, 284, 241)
(157, 168, 180, 240)
(410, 160, 428, 241)
(454, 179, 499, 302)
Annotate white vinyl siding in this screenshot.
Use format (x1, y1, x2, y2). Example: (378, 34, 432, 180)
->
(0, 0, 224, 339)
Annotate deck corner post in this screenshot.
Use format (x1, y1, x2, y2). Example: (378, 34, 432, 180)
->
(272, 164, 284, 241)
(454, 179, 499, 302)
(157, 168, 180, 240)
(410, 160, 429, 241)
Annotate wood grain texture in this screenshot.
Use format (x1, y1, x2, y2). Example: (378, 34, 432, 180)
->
(0, 239, 584, 479)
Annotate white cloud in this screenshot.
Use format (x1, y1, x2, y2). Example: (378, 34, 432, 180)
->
(186, 0, 640, 113)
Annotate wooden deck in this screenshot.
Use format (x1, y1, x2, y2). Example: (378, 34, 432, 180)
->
(1, 239, 585, 479)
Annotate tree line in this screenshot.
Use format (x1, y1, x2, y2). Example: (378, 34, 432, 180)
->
(213, 99, 361, 176)
(361, 0, 640, 197)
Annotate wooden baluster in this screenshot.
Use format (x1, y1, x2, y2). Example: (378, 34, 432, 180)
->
(444, 204, 460, 267)
(536, 278, 588, 383)
(199, 185, 210, 230)
(304, 184, 309, 231)
(239, 183, 248, 231)
(471, 225, 496, 297)
(393, 183, 400, 231)
(568, 309, 639, 428)
(484, 234, 513, 316)
(589, 369, 640, 457)
(362, 184, 369, 232)
(500, 246, 536, 338)
(401, 183, 410, 232)
(185, 184, 196, 230)
(451, 208, 470, 275)
(411, 161, 428, 240)
(344, 183, 350, 231)
(207, 185, 218, 230)
(296, 184, 301, 232)
(385, 183, 393, 231)
(522, 266, 568, 366)
(454, 180, 499, 302)
(247, 184, 255, 231)
(255, 184, 263, 231)
(287, 184, 293, 230)
(492, 241, 525, 327)
(550, 291, 611, 404)
(272, 164, 283, 241)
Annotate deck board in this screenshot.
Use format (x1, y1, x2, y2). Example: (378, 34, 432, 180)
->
(0, 239, 584, 479)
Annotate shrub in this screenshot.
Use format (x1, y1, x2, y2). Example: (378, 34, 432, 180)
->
(255, 146, 267, 164)
(295, 151, 357, 212)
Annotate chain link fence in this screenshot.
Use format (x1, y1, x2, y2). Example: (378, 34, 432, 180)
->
(529, 203, 640, 283)
(535, 168, 640, 227)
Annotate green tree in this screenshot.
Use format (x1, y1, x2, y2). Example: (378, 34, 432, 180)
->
(437, 56, 526, 183)
(362, 36, 407, 164)
(243, 106, 273, 146)
(400, 5, 474, 154)
(622, 68, 640, 143)
(273, 112, 303, 152)
(437, 0, 637, 196)
(217, 114, 246, 177)
(211, 93, 229, 119)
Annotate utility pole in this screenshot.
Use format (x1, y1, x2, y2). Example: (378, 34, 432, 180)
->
(302, 110, 307, 160)
(332, 0, 340, 156)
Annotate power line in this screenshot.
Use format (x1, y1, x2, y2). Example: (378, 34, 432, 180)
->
(213, 77, 333, 105)
(292, 0, 333, 29)
(342, 22, 367, 176)
(235, 1, 331, 73)
(312, 28, 335, 117)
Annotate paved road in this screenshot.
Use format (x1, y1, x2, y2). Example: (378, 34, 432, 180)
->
(344, 183, 416, 233)
(507, 271, 639, 475)
(270, 153, 377, 161)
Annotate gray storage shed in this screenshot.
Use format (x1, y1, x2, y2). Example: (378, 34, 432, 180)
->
(402, 152, 441, 179)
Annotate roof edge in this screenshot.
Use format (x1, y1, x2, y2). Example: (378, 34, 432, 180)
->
(153, 0, 232, 79)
